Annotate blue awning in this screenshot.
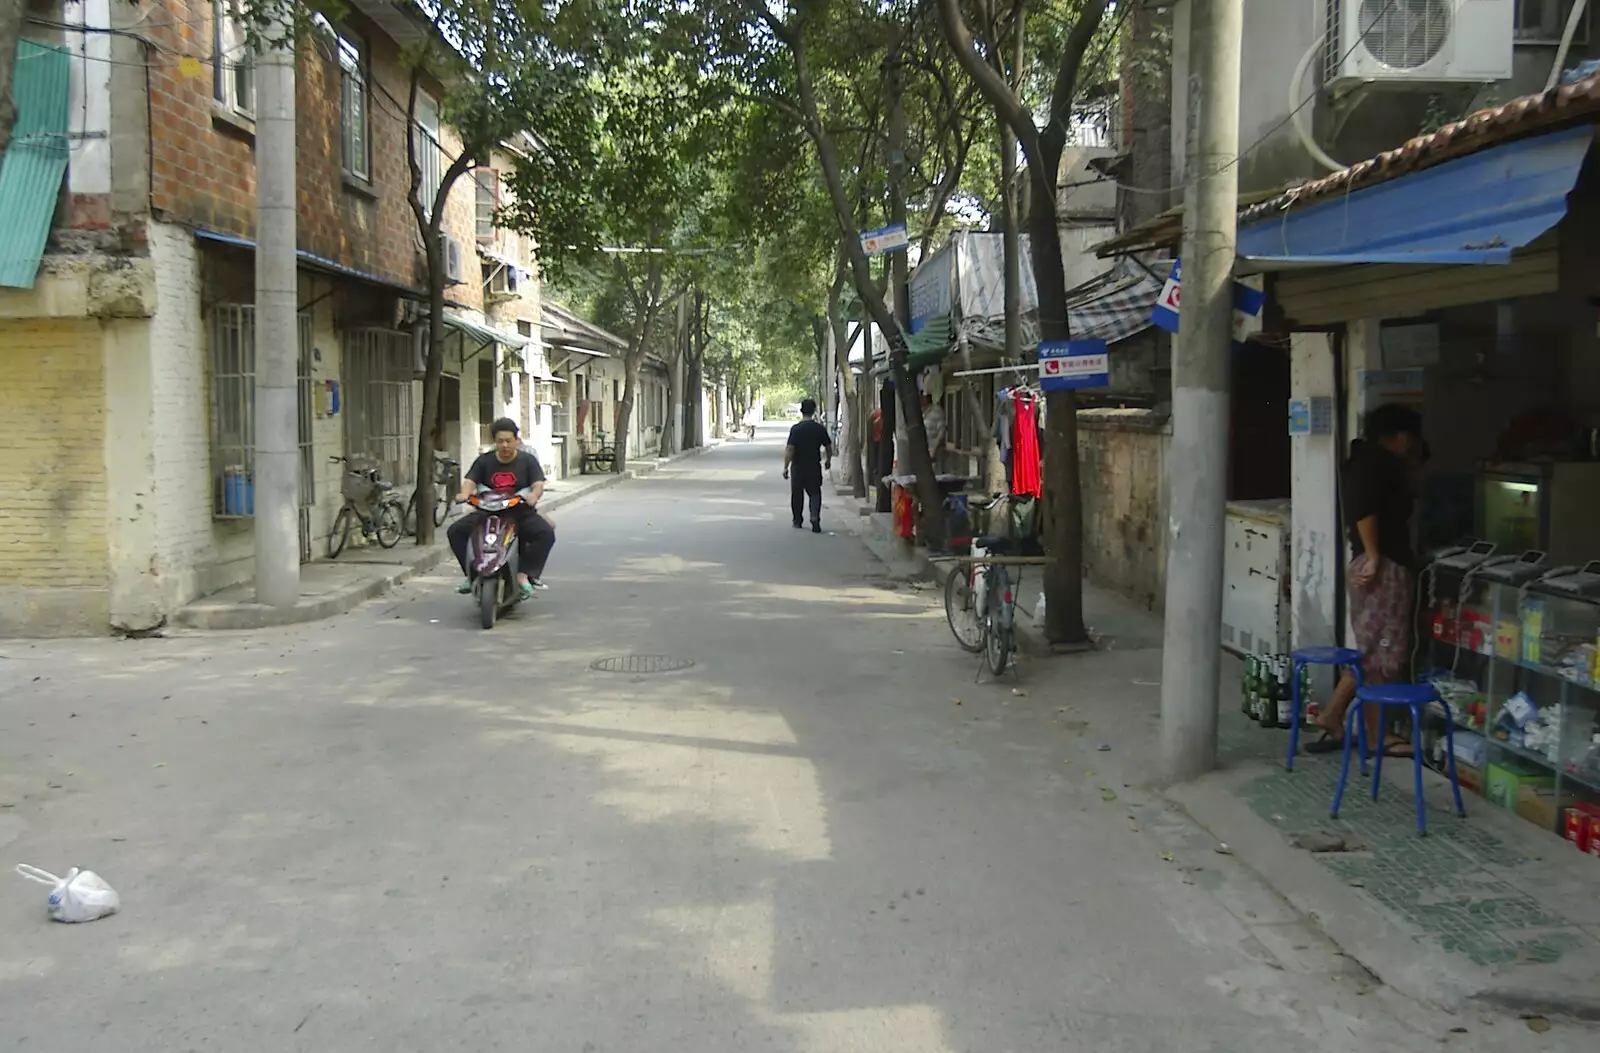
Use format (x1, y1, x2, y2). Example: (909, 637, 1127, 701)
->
(1237, 125, 1593, 268)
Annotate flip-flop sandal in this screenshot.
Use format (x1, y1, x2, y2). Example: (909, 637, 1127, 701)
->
(1302, 732, 1345, 754)
(1382, 740, 1415, 758)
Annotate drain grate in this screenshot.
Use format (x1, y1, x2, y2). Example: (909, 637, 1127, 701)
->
(589, 654, 696, 674)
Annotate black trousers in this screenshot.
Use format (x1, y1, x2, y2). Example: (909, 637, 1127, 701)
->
(448, 505, 555, 579)
(791, 465, 823, 526)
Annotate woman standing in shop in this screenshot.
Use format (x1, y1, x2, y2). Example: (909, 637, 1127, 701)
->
(1304, 404, 1427, 757)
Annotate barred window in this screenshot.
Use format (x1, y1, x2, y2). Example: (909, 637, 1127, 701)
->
(209, 305, 313, 517)
(337, 30, 371, 181)
(342, 329, 416, 488)
(212, 0, 254, 118)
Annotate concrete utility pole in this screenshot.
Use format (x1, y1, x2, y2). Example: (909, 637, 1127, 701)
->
(253, 18, 300, 607)
(1159, 0, 1243, 782)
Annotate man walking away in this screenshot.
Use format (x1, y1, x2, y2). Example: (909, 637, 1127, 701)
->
(784, 398, 833, 533)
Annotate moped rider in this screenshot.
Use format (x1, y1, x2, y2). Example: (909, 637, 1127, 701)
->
(447, 418, 556, 601)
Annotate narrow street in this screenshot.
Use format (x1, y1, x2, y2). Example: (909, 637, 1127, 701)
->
(0, 431, 1583, 1051)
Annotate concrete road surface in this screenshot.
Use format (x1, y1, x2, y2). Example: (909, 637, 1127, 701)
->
(1, 429, 1589, 1051)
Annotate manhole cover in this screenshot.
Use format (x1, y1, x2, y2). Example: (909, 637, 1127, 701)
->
(589, 655, 695, 674)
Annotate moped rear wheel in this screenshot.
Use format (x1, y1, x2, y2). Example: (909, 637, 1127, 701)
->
(478, 581, 498, 629)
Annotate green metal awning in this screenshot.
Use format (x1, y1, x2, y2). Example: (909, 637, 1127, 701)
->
(0, 42, 71, 289)
(440, 310, 531, 350)
(904, 314, 954, 371)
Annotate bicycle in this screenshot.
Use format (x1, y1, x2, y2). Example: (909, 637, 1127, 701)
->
(405, 454, 461, 535)
(327, 456, 405, 557)
(944, 533, 1018, 678)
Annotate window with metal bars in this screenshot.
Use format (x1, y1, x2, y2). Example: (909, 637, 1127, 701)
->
(341, 329, 417, 489)
(414, 92, 443, 217)
(1516, 0, 1591, 43)
(475, 169, 499, 241)
(337, 29, 371, 181)
(212, 0, 254, 118)
(477, 358, 497, 443)
(209, 305, 314, 517)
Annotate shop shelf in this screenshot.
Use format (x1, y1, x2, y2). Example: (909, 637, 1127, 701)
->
(1511, 657, 1599, 691)
(1489, 737, 1559, 770)
(1561, 764, 1600, 795)
(1424, 700, 1486, 733)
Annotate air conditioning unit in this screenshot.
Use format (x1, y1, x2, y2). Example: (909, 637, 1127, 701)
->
(1326, 0, 1514, 95)
(442, 234, 464, 285)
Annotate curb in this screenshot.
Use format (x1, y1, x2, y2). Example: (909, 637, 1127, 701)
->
(173, 442, 717, 631)
(1168, 763, 1600, 1019)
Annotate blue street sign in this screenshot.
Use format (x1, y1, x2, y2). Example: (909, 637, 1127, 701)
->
(1039, 339, 1109, 392)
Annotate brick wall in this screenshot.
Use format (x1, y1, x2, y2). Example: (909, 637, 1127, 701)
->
(1078, 409, 1170, 612)
(0, 319, 109, 588)
(147, 4, 440, 289)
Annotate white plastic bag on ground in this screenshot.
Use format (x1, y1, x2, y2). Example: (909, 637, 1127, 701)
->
(15, 864, 121, 923)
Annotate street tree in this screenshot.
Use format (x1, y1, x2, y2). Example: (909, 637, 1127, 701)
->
(232, 0, 608, 545)
(398, 0, 605, 541)
(502, 50, 729, 473)
(935, 0, 1116, 645)
(698, 0, 1001, 546)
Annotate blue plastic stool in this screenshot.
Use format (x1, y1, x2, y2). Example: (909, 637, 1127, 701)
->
(1331, 682, 1467, 836)
(1284, 646, 1365, 772)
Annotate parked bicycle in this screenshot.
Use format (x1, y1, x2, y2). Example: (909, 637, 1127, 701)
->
(405, 454, 461, 535)
(944, 532, 1018, 678)
(328, 455, 405, 557)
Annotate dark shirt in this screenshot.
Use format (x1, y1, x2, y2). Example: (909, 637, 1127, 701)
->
(466, 449, 545, 495)
(1343, 440, 1414, 568)
(786, 419, 833, 468)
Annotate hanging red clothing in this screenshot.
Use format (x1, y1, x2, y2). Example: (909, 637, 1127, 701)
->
(1011, 396, 1043, 498)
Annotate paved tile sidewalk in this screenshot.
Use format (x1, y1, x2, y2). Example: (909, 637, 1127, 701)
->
(839, 510, 1600, 1015)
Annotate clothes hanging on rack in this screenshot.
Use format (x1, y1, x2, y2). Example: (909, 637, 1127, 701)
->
(1011, 394, 1043, 498)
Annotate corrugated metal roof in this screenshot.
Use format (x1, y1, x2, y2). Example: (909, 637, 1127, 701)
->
(1092, 190, 1286, 258)
(0, 41, 71, 289)
(1242, 71, 1600, 225)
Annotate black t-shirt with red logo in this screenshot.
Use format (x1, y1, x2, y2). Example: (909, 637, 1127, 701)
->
(466, 449, 545, 496)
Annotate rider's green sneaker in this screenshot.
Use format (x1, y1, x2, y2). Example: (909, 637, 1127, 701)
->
(457, 578, 472, 594)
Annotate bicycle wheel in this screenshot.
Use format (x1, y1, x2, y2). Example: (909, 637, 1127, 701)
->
(985, 568, 1013, 676)
(374, 500, 404, 549)
(944, 568, 983, 652)
(433, 489, 449, 527)
(401, 493, 418, 537)
(327, 506, 353, 559)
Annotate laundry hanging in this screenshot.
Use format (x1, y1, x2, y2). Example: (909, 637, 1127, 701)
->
(1011, 393, 1042, 498)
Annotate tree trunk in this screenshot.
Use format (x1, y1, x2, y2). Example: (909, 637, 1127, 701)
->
(662, 297, 684, 457)
(0, 0, 25, 166)
(414, 237, 447, 546)
(1028, 166, 1087, 644)
(614, 354, 638, 473)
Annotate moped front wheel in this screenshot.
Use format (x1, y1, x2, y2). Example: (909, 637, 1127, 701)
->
(478, 581, 498, 629)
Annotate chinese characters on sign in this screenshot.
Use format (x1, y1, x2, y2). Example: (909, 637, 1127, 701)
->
(1039, 339, 1110, 392)
(859, 224, 910, 256)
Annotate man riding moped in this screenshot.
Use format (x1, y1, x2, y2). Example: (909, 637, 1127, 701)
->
(446, 418, 556, 601)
